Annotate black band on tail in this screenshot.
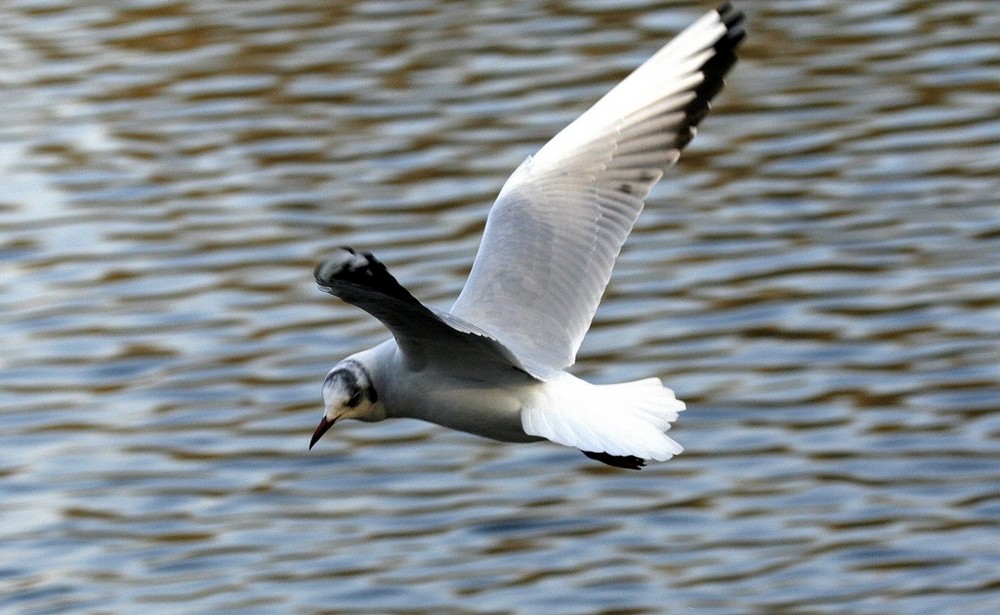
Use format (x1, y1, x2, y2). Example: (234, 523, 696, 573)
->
(583, 450, 646, 470)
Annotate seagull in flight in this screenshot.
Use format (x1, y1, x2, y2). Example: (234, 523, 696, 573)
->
(309, 3, 745, 469)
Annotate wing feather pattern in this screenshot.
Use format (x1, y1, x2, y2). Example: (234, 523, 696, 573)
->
(451, 3, 745, 372)
(315, 248, 530, 376)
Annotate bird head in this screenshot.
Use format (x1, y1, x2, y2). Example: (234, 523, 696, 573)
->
(309, 359, 383, 449)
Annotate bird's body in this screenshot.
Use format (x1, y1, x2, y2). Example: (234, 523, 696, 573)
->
(356, 339, 539, 443)
(309, 3, 745, 469)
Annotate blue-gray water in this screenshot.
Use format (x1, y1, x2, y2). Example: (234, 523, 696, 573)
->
(2, 1, 999, 613)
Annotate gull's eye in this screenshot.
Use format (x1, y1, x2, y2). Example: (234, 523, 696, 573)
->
(347, 390, 363, 407)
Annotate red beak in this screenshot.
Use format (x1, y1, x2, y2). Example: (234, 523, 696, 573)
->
(309, 416, 335, 449)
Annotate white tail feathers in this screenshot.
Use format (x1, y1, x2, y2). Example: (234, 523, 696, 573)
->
(521, 373, 686, 461)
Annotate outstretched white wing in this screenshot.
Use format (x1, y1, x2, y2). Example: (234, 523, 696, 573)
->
(451, 3, 745, 374)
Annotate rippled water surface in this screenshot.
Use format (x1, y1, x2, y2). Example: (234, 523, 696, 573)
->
(3, 0, 999, 613)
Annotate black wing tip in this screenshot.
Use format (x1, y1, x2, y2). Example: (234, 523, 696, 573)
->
(675, 3, 746, 140)
(314, 246, 372, 287)
(582, 450, 647, 470)
(314, 247, 419, 304)
(716, 3, 747, 35)
(705, 2, 746, 84)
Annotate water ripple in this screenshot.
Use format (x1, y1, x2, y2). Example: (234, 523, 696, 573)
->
(2, 0, 999, 613)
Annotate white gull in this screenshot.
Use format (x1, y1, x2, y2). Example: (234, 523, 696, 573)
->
(309, 3, 745, 469)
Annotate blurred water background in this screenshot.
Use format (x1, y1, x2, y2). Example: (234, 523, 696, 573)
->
(2, 0, 999, 613)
